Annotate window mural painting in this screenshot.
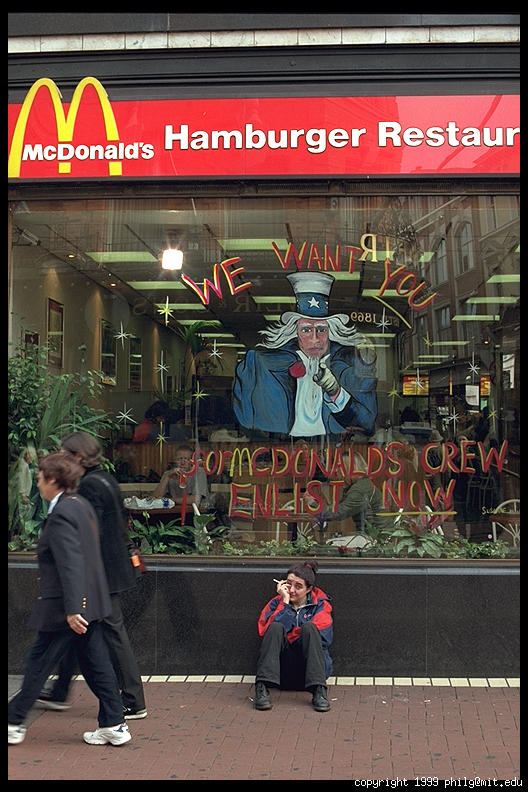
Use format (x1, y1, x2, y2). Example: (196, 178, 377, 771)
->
(8, 192, 519, 556)
(233, 272, 378, 439)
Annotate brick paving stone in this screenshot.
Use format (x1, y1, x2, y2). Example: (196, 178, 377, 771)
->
(8, 679, 520, 781)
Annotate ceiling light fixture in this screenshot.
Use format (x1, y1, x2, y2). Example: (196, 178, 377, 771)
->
(88, 251, 157, 263)
(217, 238, 288, 251)
(161, 248, 183, 271)
(452, 314, 499, 322)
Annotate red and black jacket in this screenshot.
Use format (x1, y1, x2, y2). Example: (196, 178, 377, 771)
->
(257, 585, 333, 677)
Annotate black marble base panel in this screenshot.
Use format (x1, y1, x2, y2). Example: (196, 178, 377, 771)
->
(8, 558, 520, 678)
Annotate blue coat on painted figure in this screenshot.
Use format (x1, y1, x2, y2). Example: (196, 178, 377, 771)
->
(233, 339, 377, 437)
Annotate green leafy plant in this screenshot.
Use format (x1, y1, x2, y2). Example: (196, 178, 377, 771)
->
(189, 512, 216, 554)
(221, 535, 319, 557)
(129, 514, 184, 554)
(129, 512, 227, 555)
(390, 524, 445, 558)
(8, 333, 118, 544)
(175, 321, 222, 384)
(9, 336, 116, 460)
(442, 538, 511, 559)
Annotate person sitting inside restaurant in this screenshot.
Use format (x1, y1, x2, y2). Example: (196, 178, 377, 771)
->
(152, 444, 209, 524)
(318, 451, 387, 535)
(132, 401, 170, 443)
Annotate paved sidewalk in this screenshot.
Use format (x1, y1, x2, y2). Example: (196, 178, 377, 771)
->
(8, 677, 520, 781)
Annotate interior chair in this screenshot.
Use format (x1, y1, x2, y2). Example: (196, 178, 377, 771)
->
(490, 498, 520, 546)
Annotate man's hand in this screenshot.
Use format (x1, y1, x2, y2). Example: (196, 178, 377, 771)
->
(313, 361, 340, 397)
(67, 613, 88, 635)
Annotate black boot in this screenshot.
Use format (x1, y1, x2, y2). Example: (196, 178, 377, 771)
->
(254, 681, 272, 710)
(312, 685, 330, 712)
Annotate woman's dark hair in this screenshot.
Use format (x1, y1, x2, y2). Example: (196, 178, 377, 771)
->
(61, 431, 102, 468)
(145, 401, 169, 421)
(39, 452, 84, 493)
(286, 559, 319, 588)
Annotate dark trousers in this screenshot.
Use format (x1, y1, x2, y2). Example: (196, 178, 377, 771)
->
(256, 621, 327, 691)
(8, 621, 124, 728)
(48, 593, 145, 711)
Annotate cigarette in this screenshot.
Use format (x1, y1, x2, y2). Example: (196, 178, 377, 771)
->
(273, 579, 281, 583)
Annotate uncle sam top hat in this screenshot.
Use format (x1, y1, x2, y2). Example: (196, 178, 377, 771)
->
(281, 271, 349, 325)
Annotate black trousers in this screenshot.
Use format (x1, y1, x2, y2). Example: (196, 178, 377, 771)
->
(256, 621, 327, 691)
(8, 621, 124, 727)
(48, 593, 145, 711)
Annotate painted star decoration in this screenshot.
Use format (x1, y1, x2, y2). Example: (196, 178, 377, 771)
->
(467, 353, 480, 381)
(447, 408, 459, 433)
(412, 368, 426, 391)
(422, 332, 433, 348)
(375, 308, 390, 333)
(116, 402, 136, 426)
(308, 297, 320, 308)
(208, 339, 223, 360)
(155, 351, 169, 391)
(156, 426, 167, 465)
(157, 296, 174, 326)
(114, 322, 132, 350)
(156, 430, 167, 448)
(192, 382, 209, 402)
(388, 382, 401, 401)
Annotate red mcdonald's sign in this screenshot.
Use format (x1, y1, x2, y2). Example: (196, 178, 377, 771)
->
(8, 78, 520, 180)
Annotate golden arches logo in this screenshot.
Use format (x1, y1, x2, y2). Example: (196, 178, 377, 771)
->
(228, 446, 253, 478)
(8, 76, 121, 178)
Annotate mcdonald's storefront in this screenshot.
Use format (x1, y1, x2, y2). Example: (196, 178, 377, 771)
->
(8, 51, 520, 676)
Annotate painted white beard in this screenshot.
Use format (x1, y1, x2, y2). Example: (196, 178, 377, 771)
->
(290, 352, 328, 437)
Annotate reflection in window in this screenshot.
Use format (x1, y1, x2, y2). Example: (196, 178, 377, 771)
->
(100, 320, 116, 385)
(456, 222, 475, 274)
(129, 336, 142, 391)
(436, 305, 450, 332)
(432, 238, 448, 284)
(8, 189, 519, 553)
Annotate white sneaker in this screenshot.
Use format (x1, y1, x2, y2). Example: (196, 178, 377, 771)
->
(83, 722, 131, 746)
(8, 724, 27, 745)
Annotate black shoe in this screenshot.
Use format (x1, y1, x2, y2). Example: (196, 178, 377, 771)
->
(312, 685, 331, 712)
(123, 706, 147, 720)
(254, 681, 272, 710)
(35, 691, 72, 711)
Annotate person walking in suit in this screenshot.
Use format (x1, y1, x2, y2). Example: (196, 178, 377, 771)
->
(8, 453, 131, 746)
(36, 432, 147, 720)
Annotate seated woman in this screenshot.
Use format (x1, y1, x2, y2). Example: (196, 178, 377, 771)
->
(254, 560, 333, 713)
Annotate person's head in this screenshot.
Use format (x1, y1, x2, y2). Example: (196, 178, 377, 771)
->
(167, 407, 185, 424)
(22, 444, 37, 465)
(61, 431, 102, 469)
(145, 401, 169, 424)
(171, 444, 193, 471)
(282, 560, 319, 606)
(37, 452, 84, 498)
(296, 318, 330, 359)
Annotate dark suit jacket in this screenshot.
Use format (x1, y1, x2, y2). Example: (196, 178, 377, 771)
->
(78, 468, 136, 594)
(28, 493, 112, 632)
